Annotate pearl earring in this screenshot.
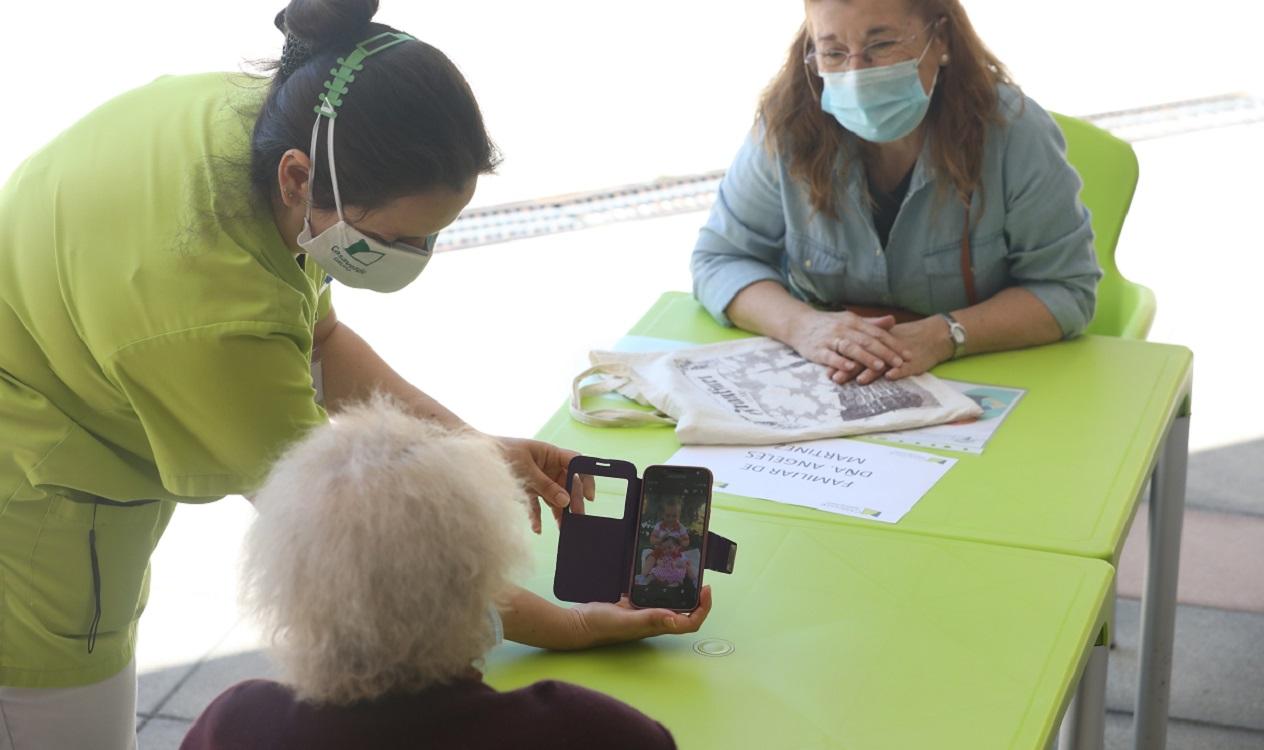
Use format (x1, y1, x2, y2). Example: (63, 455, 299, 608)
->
(940, 53, 950, 65)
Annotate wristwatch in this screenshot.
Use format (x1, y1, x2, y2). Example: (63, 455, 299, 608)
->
(939, 312, 967, 360)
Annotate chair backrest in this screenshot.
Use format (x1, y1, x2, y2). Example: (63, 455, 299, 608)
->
(1051, 113, 1156, 339)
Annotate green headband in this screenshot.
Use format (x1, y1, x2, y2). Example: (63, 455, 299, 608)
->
(314, 31, 415, 119)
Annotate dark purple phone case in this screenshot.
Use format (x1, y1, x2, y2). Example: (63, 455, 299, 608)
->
(553, 455, 737, 604)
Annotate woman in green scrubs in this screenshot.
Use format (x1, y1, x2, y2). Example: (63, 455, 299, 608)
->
(0, 2, 708, 747)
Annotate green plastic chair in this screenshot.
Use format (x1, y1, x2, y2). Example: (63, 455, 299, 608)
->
(1052, 113, 1156, 339)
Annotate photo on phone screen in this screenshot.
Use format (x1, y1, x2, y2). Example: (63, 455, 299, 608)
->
(629, 465, 713, 611)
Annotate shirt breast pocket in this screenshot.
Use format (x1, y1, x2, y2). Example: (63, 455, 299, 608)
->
(785, 232, 848, 306)
(923, 231, 1007, 311)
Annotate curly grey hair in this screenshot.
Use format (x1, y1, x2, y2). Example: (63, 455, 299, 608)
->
(242, 396, 529, 705)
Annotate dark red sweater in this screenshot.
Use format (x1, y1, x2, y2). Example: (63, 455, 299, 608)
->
(181, 677, 676, 750)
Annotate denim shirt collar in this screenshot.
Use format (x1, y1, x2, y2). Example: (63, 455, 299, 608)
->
(841, 132, 938, 206)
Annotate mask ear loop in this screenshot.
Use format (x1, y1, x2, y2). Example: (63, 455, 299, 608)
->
(915, 17, 947, 66)
(926, 16, 950, 68)
(303, 112, 326, 230)
(285, 32, 432, 291)
(326, 115, 344, 221)
(304, 99, 345, 230)
(303, 32, 413, 231)
(800, 25, 821, 99)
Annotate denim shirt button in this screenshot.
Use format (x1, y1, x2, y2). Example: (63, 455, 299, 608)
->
(804, 259, 812, 269)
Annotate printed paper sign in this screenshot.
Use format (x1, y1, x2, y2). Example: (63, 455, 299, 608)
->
(668, 438, 955, 524)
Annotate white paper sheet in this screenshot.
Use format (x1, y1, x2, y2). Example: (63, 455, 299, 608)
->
(866, 381, 1026, 454)
(668, 438, 955, 524)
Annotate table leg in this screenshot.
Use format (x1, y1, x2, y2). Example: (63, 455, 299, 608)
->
(1058, 642, 1109, 750)
(1059, 573, 1113, 750)
(1133, 413, 1190, 750)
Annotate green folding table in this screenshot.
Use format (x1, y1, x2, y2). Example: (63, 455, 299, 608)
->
(539, 292, 1194, 750)
(486, 505, 1113, 749)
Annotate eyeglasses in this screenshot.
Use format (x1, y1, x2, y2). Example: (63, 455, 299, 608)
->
(804, 19, 938, 74)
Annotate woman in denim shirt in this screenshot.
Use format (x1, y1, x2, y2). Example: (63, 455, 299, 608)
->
(692, 0, 1101, 386)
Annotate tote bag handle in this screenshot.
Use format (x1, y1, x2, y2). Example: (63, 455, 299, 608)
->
(569, 364, 677, 428)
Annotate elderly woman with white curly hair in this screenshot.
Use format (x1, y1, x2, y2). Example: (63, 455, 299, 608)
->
(181, 398, 703, 749)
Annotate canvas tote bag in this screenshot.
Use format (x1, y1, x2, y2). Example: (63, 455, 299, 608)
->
(570, 337, 982, 446)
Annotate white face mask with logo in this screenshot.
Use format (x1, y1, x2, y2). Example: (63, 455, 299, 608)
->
(295, 32, 435, 293)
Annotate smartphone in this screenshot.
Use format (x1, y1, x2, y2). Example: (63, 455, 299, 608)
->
(628, 464, 714, 612)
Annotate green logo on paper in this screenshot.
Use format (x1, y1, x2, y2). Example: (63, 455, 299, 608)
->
(344, 239, 385, 266)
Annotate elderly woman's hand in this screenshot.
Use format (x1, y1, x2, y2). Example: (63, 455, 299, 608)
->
(495, 437, 594, 534)
(789, 309, 912, 385)
(500, 585, 713, 650)
(569, 586, 713, 648)
(828, 316, 955, 384)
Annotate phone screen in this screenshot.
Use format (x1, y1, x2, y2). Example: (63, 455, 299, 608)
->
(629, 465, 713, 611)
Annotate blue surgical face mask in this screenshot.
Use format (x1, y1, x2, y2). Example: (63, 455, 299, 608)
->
(818, 34, 938, 144)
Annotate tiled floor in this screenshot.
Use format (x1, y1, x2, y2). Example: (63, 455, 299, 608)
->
(1117, 505, 1264, 614)
(1107, 599, 1264, 735)
(1104, 435, 1264, 748)
(1104, 713, 1264, 750)
(137, 647, 276, 741)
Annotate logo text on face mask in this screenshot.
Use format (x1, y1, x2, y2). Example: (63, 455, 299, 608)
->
(343, 240, 385, 266)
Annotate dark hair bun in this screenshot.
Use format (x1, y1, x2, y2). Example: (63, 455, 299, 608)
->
(282, 0, 379, 49)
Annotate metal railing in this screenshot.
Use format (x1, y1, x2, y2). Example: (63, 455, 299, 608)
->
(437, 93, 1264, 252)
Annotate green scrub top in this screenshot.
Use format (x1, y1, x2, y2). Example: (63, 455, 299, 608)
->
(0, 73, 331, 688)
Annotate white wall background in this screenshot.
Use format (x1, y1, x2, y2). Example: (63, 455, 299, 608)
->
(3, 1, 1260, 206)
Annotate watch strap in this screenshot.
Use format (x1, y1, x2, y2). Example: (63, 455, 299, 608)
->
(939, 312, 967, 360)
